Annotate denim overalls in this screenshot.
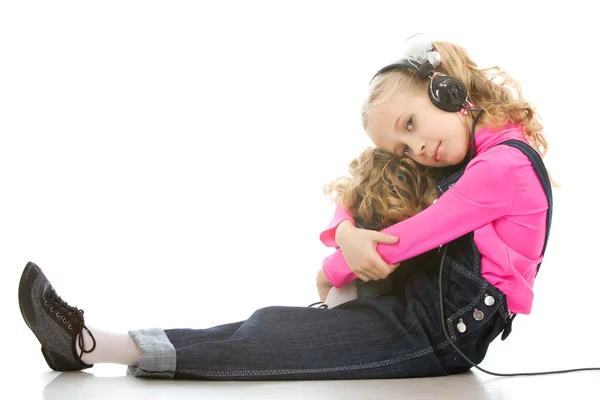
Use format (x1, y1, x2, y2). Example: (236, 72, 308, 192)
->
(127, 140, 552, 380)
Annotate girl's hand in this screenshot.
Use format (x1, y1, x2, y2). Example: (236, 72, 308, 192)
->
(335, 220, 399, 282)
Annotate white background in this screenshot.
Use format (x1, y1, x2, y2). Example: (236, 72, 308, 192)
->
(1, 0, 599, 378)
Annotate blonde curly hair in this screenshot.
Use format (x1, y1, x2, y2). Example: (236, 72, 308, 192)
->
(324, 147, 438, 230)
(362, 38, 557, 186)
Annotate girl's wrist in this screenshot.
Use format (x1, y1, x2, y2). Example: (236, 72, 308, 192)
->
(335, 220, 354, 244)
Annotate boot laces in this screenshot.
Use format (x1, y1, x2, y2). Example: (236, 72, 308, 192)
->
(45, 284, 97, 360)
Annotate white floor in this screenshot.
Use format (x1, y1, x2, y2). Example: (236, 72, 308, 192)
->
(6, 358, 600, 400)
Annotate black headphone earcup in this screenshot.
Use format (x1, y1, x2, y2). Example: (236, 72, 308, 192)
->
(429, 75, 467, 112)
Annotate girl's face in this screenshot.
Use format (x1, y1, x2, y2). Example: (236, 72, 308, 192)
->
(366, 88, 472, 167)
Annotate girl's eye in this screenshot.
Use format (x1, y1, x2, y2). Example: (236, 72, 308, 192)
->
(403, 145, 410, 157)
(401, 117, 413, 157)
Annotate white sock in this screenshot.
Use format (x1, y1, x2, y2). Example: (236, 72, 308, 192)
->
(77, 326, 142, 366)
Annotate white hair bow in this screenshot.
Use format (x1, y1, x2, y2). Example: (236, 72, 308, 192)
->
(400, 33, 441, 68)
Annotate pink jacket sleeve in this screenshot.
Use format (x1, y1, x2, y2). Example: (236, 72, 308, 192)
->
(322, 147, 519, 287)
(319, 205, 356, 247)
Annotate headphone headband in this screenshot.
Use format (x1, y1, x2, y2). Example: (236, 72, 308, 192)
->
(372, 58, 436, 82)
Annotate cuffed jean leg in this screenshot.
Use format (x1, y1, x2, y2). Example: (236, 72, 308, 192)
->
(128, 328, 177, 378)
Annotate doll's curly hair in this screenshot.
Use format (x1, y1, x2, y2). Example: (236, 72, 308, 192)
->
(324, 147, 438, 230)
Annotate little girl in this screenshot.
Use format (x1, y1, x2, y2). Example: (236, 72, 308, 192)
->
(18, 34, 553, 380)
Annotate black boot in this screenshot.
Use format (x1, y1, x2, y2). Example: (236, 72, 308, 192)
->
(19, 262, 96, 371)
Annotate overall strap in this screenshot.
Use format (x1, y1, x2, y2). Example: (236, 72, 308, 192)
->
(497, 139, 553, 277)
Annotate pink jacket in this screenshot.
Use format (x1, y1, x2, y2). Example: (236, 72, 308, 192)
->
(320, 124, 548, 315)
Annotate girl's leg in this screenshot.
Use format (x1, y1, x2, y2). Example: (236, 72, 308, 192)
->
(19, 260, 509, 380)
(19, 261, 443, 378)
